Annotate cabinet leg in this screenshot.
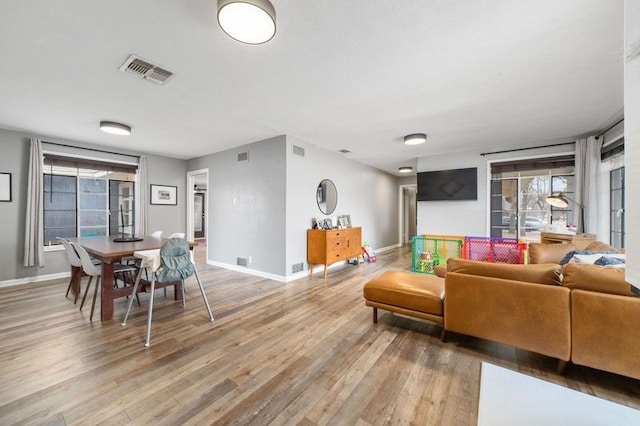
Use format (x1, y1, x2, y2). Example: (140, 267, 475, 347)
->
(373, 307, 378, 323)
(323, 265, 328, 279)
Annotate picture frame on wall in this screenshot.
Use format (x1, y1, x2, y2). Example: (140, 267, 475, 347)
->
(150, 184, 177, 205)
(0, 173, 11, 202)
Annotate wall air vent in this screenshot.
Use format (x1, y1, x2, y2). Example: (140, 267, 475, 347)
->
(292, 145, 305, 157)
(237, 152, 249, 162)
(292, 262, 304, 273)
(339, 149, 351, 154)
(237, 257, 247, 267)
(119, 54, 174, 85)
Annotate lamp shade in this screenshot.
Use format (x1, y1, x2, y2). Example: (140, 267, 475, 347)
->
(217, 0, 276, 44)
(545, 193, 570, 208)
(100, 121, 131, 136)
(404, 133, 427, 145)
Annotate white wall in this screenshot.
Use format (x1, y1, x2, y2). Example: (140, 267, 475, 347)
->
(417, 144, 575, 237)
(624, 0, 640, 289)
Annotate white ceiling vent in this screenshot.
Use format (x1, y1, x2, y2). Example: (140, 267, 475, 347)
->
(119, 54, 174, 85)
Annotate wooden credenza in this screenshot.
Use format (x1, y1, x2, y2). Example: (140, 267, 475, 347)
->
(540, 232, 597, 250)
(307, 227, 362, 278)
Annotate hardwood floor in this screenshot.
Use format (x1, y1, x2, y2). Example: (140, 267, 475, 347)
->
(1, 246, 638, 425)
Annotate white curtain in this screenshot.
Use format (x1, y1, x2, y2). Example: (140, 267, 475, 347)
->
(138, 156, 148, 235)
(24, 138, 44, 267)
(574, 136, 602, 234)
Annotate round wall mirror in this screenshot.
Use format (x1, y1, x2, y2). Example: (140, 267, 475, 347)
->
(316, 179, 337, 215)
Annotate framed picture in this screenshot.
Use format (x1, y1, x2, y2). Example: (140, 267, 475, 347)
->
(150, 184, 177, 205)
(0, 173, 11, 202)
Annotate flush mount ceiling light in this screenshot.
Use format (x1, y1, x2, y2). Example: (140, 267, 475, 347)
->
(217, 0, 276, 44)
(100, 121, 131, 136)
(404, 133, 427, 145)
(398, 166, 413, 173)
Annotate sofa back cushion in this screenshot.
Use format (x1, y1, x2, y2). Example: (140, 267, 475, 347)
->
(562, 263, 635, 296)
(447, 258, 562, 286)
(528, 243, 576, 264)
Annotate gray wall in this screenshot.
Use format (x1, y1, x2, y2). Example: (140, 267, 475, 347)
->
(286, 136, 399, 278)
(187, 135, 399, 280)
(187, 136, 287, 276)
(0, 128, 187, 283)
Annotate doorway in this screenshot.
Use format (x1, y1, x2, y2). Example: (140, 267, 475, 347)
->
(194, 192, 205, 239)
(187, 169, 209, 261)
(398, 184, 417, 246)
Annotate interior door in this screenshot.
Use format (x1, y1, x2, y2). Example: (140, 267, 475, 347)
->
(194, 192, 205, 239)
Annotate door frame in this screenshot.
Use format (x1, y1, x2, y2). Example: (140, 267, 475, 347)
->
(187, 168, 209, 257)
(398, 184, 417, 246)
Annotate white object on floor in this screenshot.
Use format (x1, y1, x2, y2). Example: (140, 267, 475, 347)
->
(478, 362, 640, 426)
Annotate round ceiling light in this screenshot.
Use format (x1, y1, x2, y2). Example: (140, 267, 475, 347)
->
(398, 166, 413, 173)
(217, 0, 276, 45)
(404, 133, 427, 145)
(100, 121, 132, 136)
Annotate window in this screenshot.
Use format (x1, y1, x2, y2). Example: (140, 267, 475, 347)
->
(490, 157, 574, 242)
(43, 156, 137, 246)
(610, 167, 624, 249)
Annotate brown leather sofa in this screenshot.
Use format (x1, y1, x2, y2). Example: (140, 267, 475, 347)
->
(444, 243, 640, 379)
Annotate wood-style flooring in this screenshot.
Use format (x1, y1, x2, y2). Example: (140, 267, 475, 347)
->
(1, 246, 639, 425)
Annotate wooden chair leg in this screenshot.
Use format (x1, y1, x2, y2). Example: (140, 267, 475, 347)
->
(79, 277, 93, 311)
(89, 276, 101, 321)
(557, 360, 568, 374)
(440, 327, 447, 342)
(373, 307, 378, 324)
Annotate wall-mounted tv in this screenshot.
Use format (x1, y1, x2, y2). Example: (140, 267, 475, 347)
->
(417, 167, 478, 201)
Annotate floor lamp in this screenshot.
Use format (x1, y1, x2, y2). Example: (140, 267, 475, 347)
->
(545, 192, 584, 233)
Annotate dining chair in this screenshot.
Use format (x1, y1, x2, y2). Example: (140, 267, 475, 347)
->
(122, 237, 214, 347)
(58, 238, 84, 303)
(71, 242, 103, 321)
(151, 230, 163, 238)
(168, 232, 185, 238)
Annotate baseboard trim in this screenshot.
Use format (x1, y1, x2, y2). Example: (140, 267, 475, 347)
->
(375, 243, 401, 253)
(206, 260, 289, 283)
(0, 272, 70, 288)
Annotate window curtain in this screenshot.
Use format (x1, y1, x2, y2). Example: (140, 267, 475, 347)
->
(574, 136, 602, 234)
(24, 138, 44, 267)
(137, 156, 148, 235)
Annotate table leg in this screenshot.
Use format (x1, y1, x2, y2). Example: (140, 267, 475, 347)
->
(174, 282, 183, 301)
(101, 262, 115, 322)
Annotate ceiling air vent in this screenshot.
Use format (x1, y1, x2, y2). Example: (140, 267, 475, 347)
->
(119, 54, 174, 85)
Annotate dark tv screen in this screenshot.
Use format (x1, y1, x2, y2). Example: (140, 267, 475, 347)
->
(417, 167, 478, 201)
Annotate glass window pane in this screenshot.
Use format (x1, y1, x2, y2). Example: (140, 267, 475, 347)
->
(611, 190, 623, 209)
(79, 178, 106, 194)
(44, 192, 76, 210)
(44, 211, 77, 228)
(80, 227, 107, 237)
(79, 211, 107, 227)
(80, 193, 107, 210)
(44, 228, 77, 246)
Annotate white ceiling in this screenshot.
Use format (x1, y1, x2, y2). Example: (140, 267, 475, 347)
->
(0, 1, 624, 176)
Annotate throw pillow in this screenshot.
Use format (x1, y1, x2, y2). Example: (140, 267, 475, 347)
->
(594, 256, 626, 267)
(558, 250, 619, 265)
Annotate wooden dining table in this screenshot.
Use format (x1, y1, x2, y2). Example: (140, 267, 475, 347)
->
(69, 235, 193, 321)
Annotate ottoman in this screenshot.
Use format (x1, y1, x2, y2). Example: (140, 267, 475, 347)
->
(363, 270, 446, 340)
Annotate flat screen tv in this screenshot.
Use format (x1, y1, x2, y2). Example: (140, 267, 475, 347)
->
(417, 167, 477, 201)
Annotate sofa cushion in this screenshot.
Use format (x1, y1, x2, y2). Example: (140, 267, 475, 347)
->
(363, 271, 445, 315)
(558, 250, 620, 265)
(528, 243, 576, 264)
(584, 241, 619, 252)
(561, 263, 635, 297)
(447, 258, 562, 286)
(593, 255, 625, 267)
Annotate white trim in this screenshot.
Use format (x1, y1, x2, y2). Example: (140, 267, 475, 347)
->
(375, 243, 401, 253)
(207, 260, 288, 282)
(0, 271, 70, 288)
(44, 244, 65, 252)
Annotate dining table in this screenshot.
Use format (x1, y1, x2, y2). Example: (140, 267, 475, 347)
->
(68, 235, 194, 321)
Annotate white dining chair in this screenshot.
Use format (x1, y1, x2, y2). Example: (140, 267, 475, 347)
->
(151, 230, 164, 238)
(58, 238, 84, 303)
(168, 232, 185, 238)
(71, 242, 103, 321)
(122, 237, 213, 347)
